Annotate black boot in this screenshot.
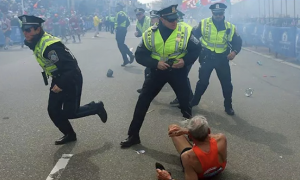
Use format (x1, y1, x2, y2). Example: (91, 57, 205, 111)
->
(137, 89, 142, 93)
(224, 99, 234, 115)
(129, 55, 135, 64)
(55, 133, 77, 145)
(121, 61, 129, 67)
(96, 101, 108, 123)
(190, 99, 199, 108)
(225, 108, 235, 116)
(170, 98, 179, 107)
(120, 135, 141, 148)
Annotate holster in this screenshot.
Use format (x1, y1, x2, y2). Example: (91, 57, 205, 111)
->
(42, 71, 48, 86)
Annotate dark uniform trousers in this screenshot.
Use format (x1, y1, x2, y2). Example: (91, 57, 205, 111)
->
(105, 21, 110, 32)
(48, 72, 99, 135)
(128, 67, 192, 136)
(145, 64, 194, 99)
(144, 67, 151, 80)
(192, 51, 233, 108)
(116, 27, 133, 64)
(110, 22, 115, 34)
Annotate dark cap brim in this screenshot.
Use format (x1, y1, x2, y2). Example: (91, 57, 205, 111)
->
(162, 13, 178, 21)
(150, 15, 159, 18)
(212, 9, 225, 13)
(22, 24, 39, 30)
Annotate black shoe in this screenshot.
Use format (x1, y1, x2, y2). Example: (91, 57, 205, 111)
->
(155, 163, 172, 175)
(155, 162, 166, 170)
(55, 133, 77, 145)
(137, 89, 142, 93)
(121, 62, 129, 67)
(96, 101, 108, 123)
(120, 135, 141, 148)
(129, 55, 135, 64)
(225, 108, 235, 116)
(190, 100, 199, 108)
(170, 98, 179, 107)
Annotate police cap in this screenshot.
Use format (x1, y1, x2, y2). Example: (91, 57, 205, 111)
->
(135, 8, 145, 15)
(18, 15, 45, 30)
(177, 10, 185, 18)
(157, 4, 178, 21)
(150, 10, 159, 18)
(209, 3, 227, 13)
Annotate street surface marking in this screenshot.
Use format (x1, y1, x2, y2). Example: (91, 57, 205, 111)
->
(46, 154, 73, 180)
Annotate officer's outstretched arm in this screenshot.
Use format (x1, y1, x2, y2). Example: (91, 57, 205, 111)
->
(231, 31, 242, 55)
(183, 34, 202, 66)
(135, 40, 159, 69)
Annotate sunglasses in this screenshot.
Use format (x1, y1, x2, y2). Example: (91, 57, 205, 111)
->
(164, 18, 178, 23)
(22, 27, 33, 32)
(213, 12, 224, 16)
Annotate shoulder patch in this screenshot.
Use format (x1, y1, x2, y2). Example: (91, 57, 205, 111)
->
(48, 50, 59, 63)
(190, 34, 200, 45)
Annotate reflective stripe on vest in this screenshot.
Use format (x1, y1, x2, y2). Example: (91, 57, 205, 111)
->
(142, 24, 191, 61)
(200, 17, 235, 53)
(115, 11, 127, 28)
(34, 33, 61, 77)
(136, 16, 151, 33)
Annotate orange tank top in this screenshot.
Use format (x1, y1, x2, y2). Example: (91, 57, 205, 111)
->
(192, 138, 226, 179)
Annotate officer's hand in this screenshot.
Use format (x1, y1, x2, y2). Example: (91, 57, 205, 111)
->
(227, 51, 236, 60)
(51, 85, 62, 93)
(134, 31, 139, 37)
(172, 58, 185, 68)
(157, 61, 170, 70)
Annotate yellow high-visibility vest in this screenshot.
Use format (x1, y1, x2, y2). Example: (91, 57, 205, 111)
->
(142, 24, 191, 62)
(115, 11, 128, 28)
(200, 17, 235, 53)
(136, 16, 150, 33)
(34, 32, 60, 77)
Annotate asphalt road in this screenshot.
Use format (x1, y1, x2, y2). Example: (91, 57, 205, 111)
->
(0, 28, 300, 180)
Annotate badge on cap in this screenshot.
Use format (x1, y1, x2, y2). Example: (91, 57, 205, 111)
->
(22, 16, 26, 23)
(172, 6, 176, 13)
(216, 4, 220, 9)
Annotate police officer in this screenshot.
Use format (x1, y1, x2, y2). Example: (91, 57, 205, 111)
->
(169, 10, 194, 106)
(120, 4, 200, 148)
(134, 8, 150, 38)
(105, 15, 110, 32)
(136, 9, 157, 94)
(191, 3, 242, 115)
(150, 10, 159, 25)
(19, 15, 108, 145)
(109, 14, 115, 34)
(115, 3, 134, 66)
